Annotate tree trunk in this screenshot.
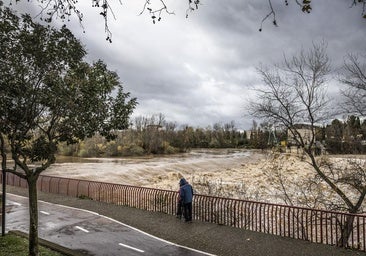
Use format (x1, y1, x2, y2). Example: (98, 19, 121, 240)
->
(1, 169, 6, 236)
(27, 176, 39, 256)
(1, 135, 7, 236)
(338, 214, 355, 248)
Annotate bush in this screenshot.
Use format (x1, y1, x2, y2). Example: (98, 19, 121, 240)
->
(105, 141, 119, 157)
(120, 145, 145, 156)
(57, 142, 77, 156)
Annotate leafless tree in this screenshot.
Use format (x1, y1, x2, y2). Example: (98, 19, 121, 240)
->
(339, 53, 366, 116)
(249, 41, 331, 147)
(249, 42, 366, 247)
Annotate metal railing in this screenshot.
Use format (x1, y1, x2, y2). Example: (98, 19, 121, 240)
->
(1, 172, 365, 251)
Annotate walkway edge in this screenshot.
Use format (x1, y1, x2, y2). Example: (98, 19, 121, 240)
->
(8, 230, 87, 256)
(7, 193, 217, 256)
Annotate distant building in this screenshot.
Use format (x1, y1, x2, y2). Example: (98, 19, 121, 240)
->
(146, 124, 164, 131)
(245, 130, 252, 140)
(287, 124, 325, 155)
(287, 124, 323, 146)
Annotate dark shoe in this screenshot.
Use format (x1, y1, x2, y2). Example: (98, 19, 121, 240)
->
(176, 215, 182, 219)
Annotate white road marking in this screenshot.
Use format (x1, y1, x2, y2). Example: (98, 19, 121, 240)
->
(40, 211, 50, 215)
(118, 243, 145, 253)
(8, 193, 217, 256)
(75, 226, 89, 233)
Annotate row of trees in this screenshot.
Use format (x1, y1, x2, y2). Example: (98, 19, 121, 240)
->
(249, 116, 366, 153)
(55, 113, 366, 158)
(57, 116, 248, 157)
(325, 116, 366, 154)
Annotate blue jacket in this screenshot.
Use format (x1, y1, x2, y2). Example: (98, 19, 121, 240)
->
(179, 178, 193, 204)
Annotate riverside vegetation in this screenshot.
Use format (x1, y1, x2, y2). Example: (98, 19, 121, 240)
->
(56, 114, 366, 158)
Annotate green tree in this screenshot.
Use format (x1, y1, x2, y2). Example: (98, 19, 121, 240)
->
(325, 119, 344, 153)
(362, 119, 366, 138)
(0, 7, 137, 255)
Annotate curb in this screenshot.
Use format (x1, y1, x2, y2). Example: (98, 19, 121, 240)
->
(8, 230, 89, 256)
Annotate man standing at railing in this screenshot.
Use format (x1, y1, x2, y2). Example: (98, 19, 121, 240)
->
(179, 178, 194, 223)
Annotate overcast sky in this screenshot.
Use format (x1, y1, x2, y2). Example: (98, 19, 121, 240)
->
(8, 0, 366, 130)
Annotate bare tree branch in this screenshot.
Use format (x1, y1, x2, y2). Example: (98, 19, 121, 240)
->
(339, 53, 366, 116)
(248, 41, 366, 220)
(4, 0, 366, 41)
(139, 0, 175, 24)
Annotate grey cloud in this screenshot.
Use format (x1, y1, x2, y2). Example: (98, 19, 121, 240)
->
(5, 0, 366, 130)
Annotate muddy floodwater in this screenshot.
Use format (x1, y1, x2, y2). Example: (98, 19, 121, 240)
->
(43, 149, 364, 202)
(44, 149, 265, 191)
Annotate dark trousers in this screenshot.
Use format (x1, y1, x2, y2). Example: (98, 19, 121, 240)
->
(176, 201, 183, 217)
(183, 202, 192, 221)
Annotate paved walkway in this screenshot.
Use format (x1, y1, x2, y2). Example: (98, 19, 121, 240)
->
(4, 186, 365, 256)
(6, 193, 214, 256)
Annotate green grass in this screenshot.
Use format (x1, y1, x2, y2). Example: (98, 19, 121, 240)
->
(0, 233, 64, 256)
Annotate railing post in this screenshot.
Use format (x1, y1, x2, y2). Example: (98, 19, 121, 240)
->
(4, 174, 366, 252)
(57, 177, 61, 194)
(98, 183, 102, 201)
(76, 180, 80, 197)
(67, 179, 70, 196)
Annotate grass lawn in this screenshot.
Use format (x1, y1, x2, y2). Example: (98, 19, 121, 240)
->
(0, 194, 65, 255)
(0, 233, 64, 256)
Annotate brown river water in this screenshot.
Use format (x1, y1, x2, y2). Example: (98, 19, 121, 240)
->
(43, 149, 265, 194)
(40, 149, 366, 202)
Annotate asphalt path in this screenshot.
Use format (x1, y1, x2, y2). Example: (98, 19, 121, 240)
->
(5, 193, 215, 256)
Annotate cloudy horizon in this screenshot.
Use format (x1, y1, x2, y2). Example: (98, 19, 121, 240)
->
(6, 0, 366, 130)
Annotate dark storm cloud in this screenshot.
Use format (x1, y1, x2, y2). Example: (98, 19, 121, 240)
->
(5, 0, 366, 129)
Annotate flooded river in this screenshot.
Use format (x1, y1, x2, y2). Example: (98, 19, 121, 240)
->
(43, 149, 362, 203)
(44, 149, 264, 192)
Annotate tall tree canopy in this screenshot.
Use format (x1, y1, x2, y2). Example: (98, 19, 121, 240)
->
(0, 5, 137, 255)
